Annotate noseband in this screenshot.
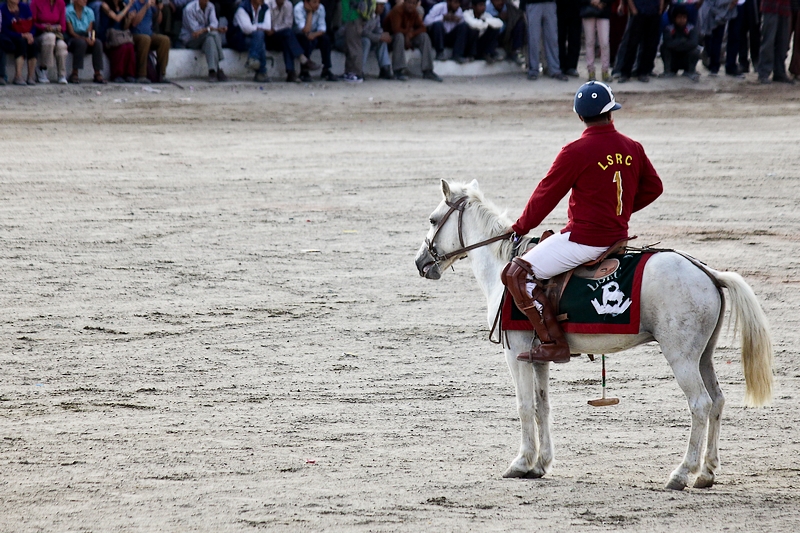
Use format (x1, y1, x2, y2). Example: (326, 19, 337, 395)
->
(425, 196, 514, 265)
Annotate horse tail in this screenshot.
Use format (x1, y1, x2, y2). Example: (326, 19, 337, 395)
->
(714, 271, 774, 407)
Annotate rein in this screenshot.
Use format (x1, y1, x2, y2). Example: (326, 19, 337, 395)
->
(425, 196, 514, 264)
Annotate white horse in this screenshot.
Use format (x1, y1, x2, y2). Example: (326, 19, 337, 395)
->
(414, 180, 773, 490)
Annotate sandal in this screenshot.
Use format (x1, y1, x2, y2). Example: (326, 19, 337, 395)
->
(68, 73, 80, 84)
(93, 75, 107, 84)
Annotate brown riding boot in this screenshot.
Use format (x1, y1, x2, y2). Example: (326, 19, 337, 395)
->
(501, 258, 571, 364)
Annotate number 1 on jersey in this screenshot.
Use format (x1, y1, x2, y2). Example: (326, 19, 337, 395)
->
(613, 170, 623, 216)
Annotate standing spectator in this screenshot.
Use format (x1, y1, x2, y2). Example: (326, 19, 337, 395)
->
(739, 0, 760, 71)
(486, 0, 526, 64)
(32, 0, 68, 84)
(180, 0, 228, 82)
(0, 0, 37, 85)
(789, 0, 800, 78)
(340, 0, 376, 82)
(581, 0, 612, 80)
(618, 0, 664, 82)
(757, 0, 793, 82)
(699, 0, 737, 76)
(126, 0, 171, 83)
(610, 0, 630, 77)
(424, 0, 470, 63)
(725, 0, 747, 76)
(660, 4, 700, 79)
(294, 0, 338, 81)
(463, 0, 503, 62)
(557, 0, 582, 76)
(383, 0, 442, 80)
(522, 0, 569, 79)
(228, 0, 271, 82)
(65, 0, 106, 83)
(266, 0, 317, 82)
(100, 0, 137, 82)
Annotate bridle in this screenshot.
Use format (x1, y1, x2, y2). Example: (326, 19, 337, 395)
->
(425, 196, 514, 265)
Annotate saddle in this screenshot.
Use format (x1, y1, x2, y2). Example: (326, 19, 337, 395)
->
(536, 230, 636, 321)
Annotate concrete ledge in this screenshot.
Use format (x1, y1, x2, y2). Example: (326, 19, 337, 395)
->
(4, 47, 524, 82)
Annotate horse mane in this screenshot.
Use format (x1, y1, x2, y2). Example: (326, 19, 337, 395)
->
(448, 182, 515, 261)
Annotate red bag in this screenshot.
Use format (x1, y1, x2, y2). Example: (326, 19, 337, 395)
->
(11, 18, 33, 34)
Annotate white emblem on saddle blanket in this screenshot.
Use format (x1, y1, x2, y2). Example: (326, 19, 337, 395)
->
(591, 281, 632, 315)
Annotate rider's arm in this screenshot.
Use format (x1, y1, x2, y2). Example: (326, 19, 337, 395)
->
(511, 150, 577, 235)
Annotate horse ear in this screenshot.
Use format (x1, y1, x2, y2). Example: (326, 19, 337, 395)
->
(468, 179, 480, 192)
(441, 179, 451, 199)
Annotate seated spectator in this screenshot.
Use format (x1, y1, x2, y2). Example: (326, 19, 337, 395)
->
(228, 0, 271, 82)
(161, 0, 191, 46)
(100, 0, 137, 82)
(424, 0, 470, 63)
(267, 0, 319, 83)
(660, 5, 700, 81)
(293, 0, 337, 82)
(340, 0, 376, 82)
(463, 0, 503, 62)
(336, 0, 393, 80)
(580, 0, 612, 81)
(180, 0, 227, 82)
(0, 0, 37, 85)
(65, 0, 106, 83)
(486, 0, 526, 64)
(32, 0, 68, 84)
(125, 0, 171, 84)
(383, 0, 442, 80)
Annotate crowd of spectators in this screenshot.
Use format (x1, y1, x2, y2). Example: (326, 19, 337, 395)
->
(0, 0, 799, 85)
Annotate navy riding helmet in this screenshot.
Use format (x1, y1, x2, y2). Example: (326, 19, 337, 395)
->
(573, 81, 622, 119)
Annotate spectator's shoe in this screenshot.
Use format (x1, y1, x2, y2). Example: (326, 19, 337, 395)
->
(618, 76, 629, 83)
(208, 70, 218, 82)
(423, 70, 443, 82)
(454, 56, 468, 65)
(513, 51, 525, 65)
(636, 74, 649, 82)
(36, 68, 50, 84)
(660, 71, 676, 78)
(93, 74, 107, 84)
(303, 59, 320, 71)
(726, 70, 745, 79)
(435, 51, 446, 61)
(551, 72, 569, 81)
(527, 71, 538, 80)
(217, 69, 228, 82)
(378, 66, 393, 80)
(299, 70, 313, 82)
(322, 69, 339, 82)
(254, 72, 269, 82)
(708, 70, 718, 77)
(758, 76, 772, 84)
(245, 56, 261, 71)
(13, 77, 27, 86)
(565, 68, 579, 77)
(481, 54, 495, 65)
(0, 77, 6, 86)
(602, 69, 611, 82)
(113, 76, 125, 83)
(587, 68, 596, 81)
(340, 72, 363, 83)
(68, 73, 80, 84)
(774, 76, 796, 84)
(683, 71, 700, 82)
(286, 70, 300, 82)
(57, 76, 68, 85)
(125, 76, 136, 83)
(157, 77, 172, 84)
(136, 77, 151, 84)
(394, 68, 409, 81)
(26, 77, 36, 85)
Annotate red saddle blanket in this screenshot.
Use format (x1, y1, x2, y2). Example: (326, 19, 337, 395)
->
(501, 252, 655, 335)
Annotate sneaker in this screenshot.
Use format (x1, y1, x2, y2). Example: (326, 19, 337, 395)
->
(136, 77, 151, 84)
(602, 70, 612, 82)
(125, 76, 136, 83)
(565, 68, 579, 77)
(587, 68, 596, 81)
(454, 56, 468, 64)
(286, 70, 300, 83)
(435, 51, 446, 61)
(660, 71, 676, 78)
(299, 70, 312, 82)
(551, 72, 569, 81)
(244, 56, 261, 71)
(217, 69, 228, 82)
(57, 75, 68, 85)
(394, 68, 409, 81)
(254, 72, 269, 83)
(637, 74, 649, 82)
(304, 59, 320, 71)
(36, 68, 50, 84)
(726, 71, 745, 79)
(618, 76, 629, 83)
(322, 70, 338, 82)
(340, 72, 363, 83)
(513, 51, 526, 65)
(758, 76, 772, 84)
(13, 77, 27, 86)
(423, 70, 443, 82)
(113, 77, 125, 83)
(527, 71, 539, 80)
(683, 71, 700, 82)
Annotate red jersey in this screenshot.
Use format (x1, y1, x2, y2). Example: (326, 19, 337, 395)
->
(511, 123, 663, 247)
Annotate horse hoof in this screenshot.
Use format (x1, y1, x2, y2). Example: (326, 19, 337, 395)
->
(693, 474, 715, 489)
(665, 478, 687, 491)
(523, 469, 545, 479)
(502, 467, 528, 478)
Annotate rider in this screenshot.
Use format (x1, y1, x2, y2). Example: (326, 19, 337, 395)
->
(502, 81, 663, 364)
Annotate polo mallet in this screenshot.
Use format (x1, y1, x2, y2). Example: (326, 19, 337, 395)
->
(588, 354, 619, 407)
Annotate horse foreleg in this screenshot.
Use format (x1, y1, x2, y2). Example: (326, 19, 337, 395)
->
(665, 356, 713, 491)
(502, 350, 542, 478)
(531, 361, 553, 477)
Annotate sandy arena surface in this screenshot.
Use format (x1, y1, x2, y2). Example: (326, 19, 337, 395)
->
(0, 75, 799, 532)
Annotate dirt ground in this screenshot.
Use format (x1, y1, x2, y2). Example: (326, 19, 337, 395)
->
(0, 75, 799, 532)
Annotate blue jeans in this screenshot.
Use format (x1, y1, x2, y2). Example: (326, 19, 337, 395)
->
(427, 21, 470, 59)
(362, 37, 390, 69)
(246, 30, 267, 73)
(266, 28, 305, 73)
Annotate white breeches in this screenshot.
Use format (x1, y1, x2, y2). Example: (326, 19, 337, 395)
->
(521, 231, 607, 280)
